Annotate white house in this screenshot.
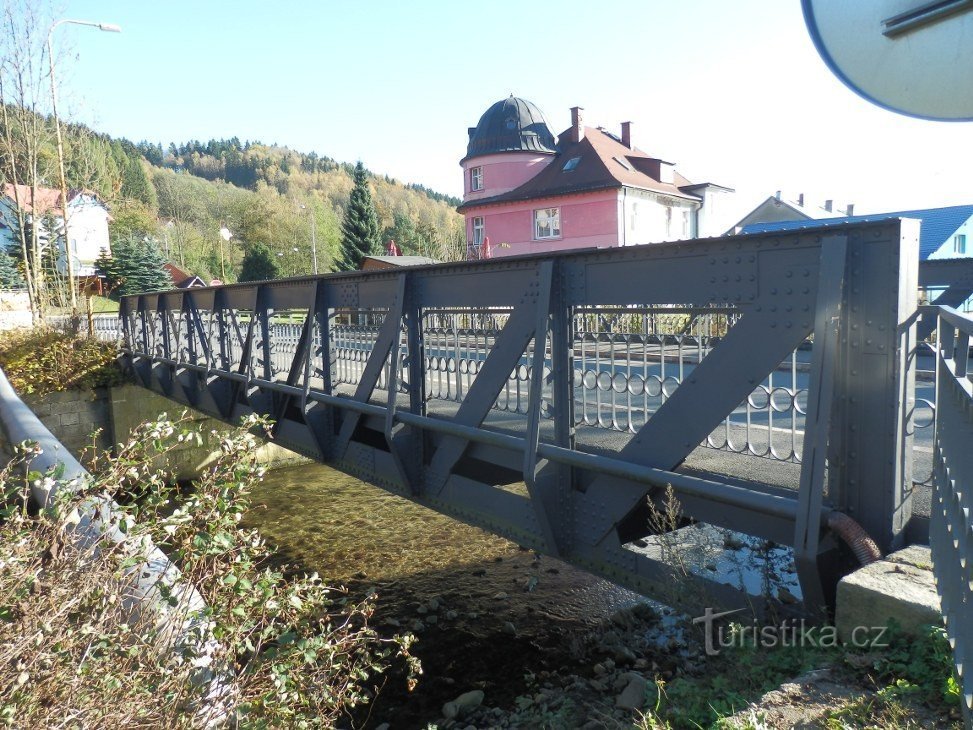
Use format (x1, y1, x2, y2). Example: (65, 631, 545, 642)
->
(0, 183, 111, 278)
(725, 191, 853, 235)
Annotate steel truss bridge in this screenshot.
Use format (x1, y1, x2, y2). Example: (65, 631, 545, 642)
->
(118, 220, 973, 719)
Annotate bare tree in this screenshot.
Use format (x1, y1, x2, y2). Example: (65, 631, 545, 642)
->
(0, 1, 63, 322)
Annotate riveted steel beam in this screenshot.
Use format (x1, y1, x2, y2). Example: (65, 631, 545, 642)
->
(117, 220, 920, 617)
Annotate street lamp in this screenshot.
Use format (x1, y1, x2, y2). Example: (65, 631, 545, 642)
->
(300, 203, 319, 275)
(219, 225, 233, 280)
(47, 18, 121, 315)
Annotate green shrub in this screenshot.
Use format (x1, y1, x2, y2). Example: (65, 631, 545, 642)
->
(0, 415, 418, 727)
(0, 327, 128, 395)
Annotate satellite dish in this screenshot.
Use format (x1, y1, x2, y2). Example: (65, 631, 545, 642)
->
(802, 0, 973, 121)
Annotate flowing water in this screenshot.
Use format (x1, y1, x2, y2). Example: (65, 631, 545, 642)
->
(244, 462, 652, 726)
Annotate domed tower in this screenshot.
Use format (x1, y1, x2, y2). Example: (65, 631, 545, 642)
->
(461, 96, 557, 203)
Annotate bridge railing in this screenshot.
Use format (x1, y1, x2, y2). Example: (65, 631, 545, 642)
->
(927, 304, 973, 724)
(119, 219, 919, 617)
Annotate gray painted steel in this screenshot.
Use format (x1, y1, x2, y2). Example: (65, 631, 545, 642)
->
(928, 305, 973, 725)
(119, 220, 920, 616)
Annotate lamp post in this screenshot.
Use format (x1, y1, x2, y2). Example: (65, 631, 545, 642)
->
(47, 18, 121, 315)
(300, 204, 319, 274)
(219, 225, 233, 281)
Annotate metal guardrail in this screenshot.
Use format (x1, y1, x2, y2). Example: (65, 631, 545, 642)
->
(119, 219, 921, 617)
(927, 304, 973, 725)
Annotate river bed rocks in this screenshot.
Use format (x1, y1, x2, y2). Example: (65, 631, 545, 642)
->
(374, 579, 706, 728)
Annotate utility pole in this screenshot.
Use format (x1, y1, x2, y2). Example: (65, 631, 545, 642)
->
(47, 18, 121, 315)
(301, 203, 319, 274)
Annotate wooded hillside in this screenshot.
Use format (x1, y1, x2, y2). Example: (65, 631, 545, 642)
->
(3, 111, 465, 284)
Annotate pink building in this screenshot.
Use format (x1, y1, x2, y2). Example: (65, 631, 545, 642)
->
(459, 97, 731, 259)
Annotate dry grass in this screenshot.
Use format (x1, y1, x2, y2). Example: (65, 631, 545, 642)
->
(0, 415, 418, 727)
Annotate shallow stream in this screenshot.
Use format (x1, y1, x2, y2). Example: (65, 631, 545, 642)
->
(244, 462, 654, 727)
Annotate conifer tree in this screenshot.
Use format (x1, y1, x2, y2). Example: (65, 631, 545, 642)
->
(95, 237, 171, 297)
(239, 242, 280, 282)
(0, 244, 23, 289)
(337, 161, 380, 271)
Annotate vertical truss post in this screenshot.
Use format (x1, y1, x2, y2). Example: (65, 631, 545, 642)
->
(181, 292, 201, 406)
(134, 295, 151, 387)
(157, 295, 174, 397)
(258, 285, 273, 383)
(317, 277, 336, 422)
(794, 235, 846, 616)
(404, 273, 426, 492)
(549, 260, 576, 552)
(827, 220, 919, 553)
(118, 296, 132, 369)
(207, 288, 234, 418)
(523, 261, 561, 555)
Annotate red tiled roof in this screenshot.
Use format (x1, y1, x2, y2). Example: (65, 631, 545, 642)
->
(163, 262, 205, 288)
(457, 127, 703, 212)
(1, 183, 105, 216)
(164, 262, 190, 281)
(2, 183, 64, 216)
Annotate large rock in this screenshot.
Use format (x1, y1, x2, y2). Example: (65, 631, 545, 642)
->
(835, 546, 942, 644)
(615, 675, 648, 711)
(443, 689, 484, 720)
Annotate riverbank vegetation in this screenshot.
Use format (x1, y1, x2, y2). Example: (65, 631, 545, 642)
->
(0, 415, 418, 726)
(0, 327, 126, 395)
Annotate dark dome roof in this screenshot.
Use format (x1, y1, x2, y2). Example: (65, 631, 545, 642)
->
(465, 96, 557, 160)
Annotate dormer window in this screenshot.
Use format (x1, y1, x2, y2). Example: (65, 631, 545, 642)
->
(563, 156, 581, 172)
(613, 156, 634, 172)
(471, 166, 483, 192)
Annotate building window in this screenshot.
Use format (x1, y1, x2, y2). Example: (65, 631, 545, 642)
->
(534, 208, 561, 239)
(955, 234, 967, 254)
(471, 217, 484, 247)
(471, 167, 483, 192)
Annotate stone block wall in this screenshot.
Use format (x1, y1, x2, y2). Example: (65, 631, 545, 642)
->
(17, 385, 307, 479)
(109, 385, 308, 480)
(21, 387, 112, 462)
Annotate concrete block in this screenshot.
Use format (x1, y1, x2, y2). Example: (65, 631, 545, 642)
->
(57, 423, 85, 443)
(28, 401, 52, 416)
(835, 546, 942, 642)
(39, 415, 61, 431)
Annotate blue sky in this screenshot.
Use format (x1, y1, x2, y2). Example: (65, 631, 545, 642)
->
(58, 0, 973, 230)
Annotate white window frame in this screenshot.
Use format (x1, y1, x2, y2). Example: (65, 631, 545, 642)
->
(471, 216, 484, 247)
(534, 207, 561, 240)
(471, 166, 483, 192)
(955, 234, 967, 254)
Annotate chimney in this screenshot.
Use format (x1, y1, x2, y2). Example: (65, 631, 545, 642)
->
(798, 193, 804, 207)
(621, 121, 633, 149)
(825, 199, 833, 212)
(570, 106, 585, 143)
(775, 190, 781, 201)
(846, 203, 855, 216)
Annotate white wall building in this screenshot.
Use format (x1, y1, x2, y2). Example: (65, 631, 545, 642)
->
(0, 184, 111, 277)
